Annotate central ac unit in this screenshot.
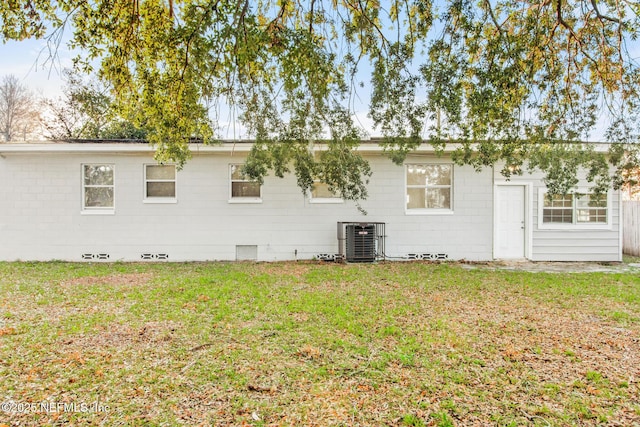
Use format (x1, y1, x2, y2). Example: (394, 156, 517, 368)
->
(345, 224, 376, 263)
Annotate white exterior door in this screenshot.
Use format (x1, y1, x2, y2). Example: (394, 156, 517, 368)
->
(495, 185, 526, 259)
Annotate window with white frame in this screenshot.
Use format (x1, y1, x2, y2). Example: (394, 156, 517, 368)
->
(576, 194, 608, 223)
(540, 190, 609, 227)
(406, 164, 453, 211)
(542, 193, 574, 223)
(310, 181, 342, 203)
(144, 164, 176, 201)
(83, 164, 114, 211)
(309, 152, 342, 203)
(230, 164, 261, 201)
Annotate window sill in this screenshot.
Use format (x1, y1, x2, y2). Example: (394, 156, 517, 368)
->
(309, 198, 344, 204)
(538, 223, 612, 231)
(81, 209, 115, 215)
(143, 198, 178, 204)
(405, 209, 454, 215)
(228, 198, 263, 204)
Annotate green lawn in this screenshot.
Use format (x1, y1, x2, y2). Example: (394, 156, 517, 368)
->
(0, 261, 639, 426)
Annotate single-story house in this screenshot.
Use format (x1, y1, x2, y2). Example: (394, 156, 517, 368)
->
(0, 140, 622, 262)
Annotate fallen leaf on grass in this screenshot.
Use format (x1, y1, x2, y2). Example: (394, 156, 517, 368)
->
(297, 345, 321, 360)
(62, 351, 85, 366)
(247, 384, 277, 393)
(0, 327, 16, 336)
(586, 385, 601, 395)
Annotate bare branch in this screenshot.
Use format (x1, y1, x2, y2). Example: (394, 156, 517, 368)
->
(590, 0, 622, 24)
(483, 0, 503, 33)
(309, 0, 315, 35)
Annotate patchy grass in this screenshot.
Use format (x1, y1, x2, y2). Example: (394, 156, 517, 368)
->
(623, 254, 640, 264)
(0, 261, 639, 426)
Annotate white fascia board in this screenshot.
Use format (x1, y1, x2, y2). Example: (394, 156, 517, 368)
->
(0, 142, 252, 154)
(307, 141, 614, 153)
(315, 142, 459, 153)
(0, 140, 614, 154)
(0, 143, 155, 154)
(0, 141, 415, 154)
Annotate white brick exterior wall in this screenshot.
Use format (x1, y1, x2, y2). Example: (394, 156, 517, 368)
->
(0, 143, 622, 262)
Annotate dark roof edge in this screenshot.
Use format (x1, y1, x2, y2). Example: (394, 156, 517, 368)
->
(56, 137, 614, 145)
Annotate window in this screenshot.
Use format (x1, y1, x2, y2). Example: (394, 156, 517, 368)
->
(406, 164, 452, 212)
(310, 181, 342, 203)
(230, 164, 261, 202)
(540, 190, 609, 228)
(542, 193, 573, 223)
(83, 164, 114, 211)
(144, 164, 176, 202)
(309, 152, 342, 203)
(576, 194, 608, 223)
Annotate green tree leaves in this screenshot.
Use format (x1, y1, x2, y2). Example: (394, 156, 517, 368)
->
(1, 0, 638, 199)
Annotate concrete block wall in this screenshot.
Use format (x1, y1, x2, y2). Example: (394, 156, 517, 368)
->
(0, 149, 496, 261)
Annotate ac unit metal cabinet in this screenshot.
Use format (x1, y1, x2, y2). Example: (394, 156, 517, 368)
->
(345, 224, 376, 263)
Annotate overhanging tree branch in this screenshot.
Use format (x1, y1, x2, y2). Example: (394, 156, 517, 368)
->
(1, 0, 637, 199)
(589, 0, 622, 24)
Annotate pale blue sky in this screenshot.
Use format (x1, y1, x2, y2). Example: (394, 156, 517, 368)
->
(0, 37, 72, 98)
(2, 21, 638, 142)
(0, 34, 375, 139)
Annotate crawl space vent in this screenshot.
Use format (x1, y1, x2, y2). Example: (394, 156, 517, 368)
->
(81, 253, 110, 260)
(316, 253, 338, 262)
(407, 253, 449, 261)
(141, 253, 169, 260)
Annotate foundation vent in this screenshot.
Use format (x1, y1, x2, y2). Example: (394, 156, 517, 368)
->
(81, 253, 110, 260)
(141, 253, 170, 260)
(407, 253, 449, 261)
(316, 253, 341, 262)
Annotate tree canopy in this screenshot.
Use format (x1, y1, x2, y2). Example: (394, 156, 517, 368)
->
(41, 69, 148, 140)
(1, 0, 639, 199)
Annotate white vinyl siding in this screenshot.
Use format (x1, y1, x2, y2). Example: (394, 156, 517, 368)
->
(497, 164, 621, 262)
